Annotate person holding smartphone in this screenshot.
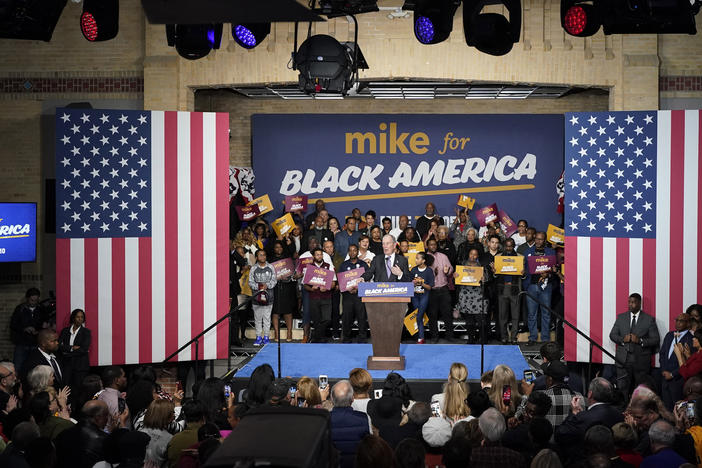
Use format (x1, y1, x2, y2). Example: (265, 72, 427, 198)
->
(410, 252, 434, 344)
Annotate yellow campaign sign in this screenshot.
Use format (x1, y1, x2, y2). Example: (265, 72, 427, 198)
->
(239, 268, 252, 296)
(407, 242, 424, 253)
(547, 224, 565, 245)
(455, 265, 483, 286)
(247, 194, 273, 216)
(494, 255, 524, 275)
(457, 194, 476, 209)
(404, 308, 430, 336)
(272, 213, 295, 237)
(406, 252, 417, 269)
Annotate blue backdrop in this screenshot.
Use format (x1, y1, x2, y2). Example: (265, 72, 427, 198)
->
(0, 203, 37, 262)
(252, 114, 564, 231)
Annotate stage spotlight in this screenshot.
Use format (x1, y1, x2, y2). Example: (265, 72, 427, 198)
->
(294, 34, 369, 95)
(232, 23, 271, 49)
(463, 0, 521, 56)
(561, 1, 600, 37)
(413, 0, 460, 44)
(166, 24, 222, 60)
(80, 0, 119, 41)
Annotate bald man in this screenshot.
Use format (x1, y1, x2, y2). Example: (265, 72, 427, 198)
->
(55, 400, 111, 468)
(21, 328, 63, 388)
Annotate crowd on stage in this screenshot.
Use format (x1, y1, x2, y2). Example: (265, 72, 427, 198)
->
(230, 199, 564, 346)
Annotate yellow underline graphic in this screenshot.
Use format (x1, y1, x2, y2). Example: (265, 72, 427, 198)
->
(309, 184, 536, 204)
(0, 234, 30, 239)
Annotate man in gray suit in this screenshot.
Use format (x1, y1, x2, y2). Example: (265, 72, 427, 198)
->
(609, 293, 660, 397)
(362, 234, 411, 282)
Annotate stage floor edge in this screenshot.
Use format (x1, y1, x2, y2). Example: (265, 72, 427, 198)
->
(233, 343, 529, 381)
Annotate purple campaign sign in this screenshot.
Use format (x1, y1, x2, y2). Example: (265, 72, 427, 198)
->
(358, 282, 414, 298)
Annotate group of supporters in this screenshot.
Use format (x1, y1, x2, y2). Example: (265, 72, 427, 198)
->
(229, 200, 564, 346)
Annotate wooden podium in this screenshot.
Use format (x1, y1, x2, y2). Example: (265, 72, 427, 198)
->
(363, 297, 410, 370)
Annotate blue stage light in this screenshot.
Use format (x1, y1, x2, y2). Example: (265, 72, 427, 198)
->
(414, 16, 436, 44)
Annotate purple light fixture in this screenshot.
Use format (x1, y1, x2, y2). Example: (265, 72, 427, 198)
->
(232, 23, 271, 49)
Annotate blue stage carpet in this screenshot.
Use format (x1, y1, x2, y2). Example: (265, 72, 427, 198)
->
(234, 344, 529, 381)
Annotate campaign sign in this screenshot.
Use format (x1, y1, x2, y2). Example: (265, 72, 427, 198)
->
(246, 194, 273, 216)
(271, 258, 294, 280)
(295, 256, 314, 274)
(285, 195, 308, 212)
(403, 308, 430, 335)
(0, 203, 37, 262)
(457, 195, 476, 209)
(455, 266, 483, 286)
(499, 210, 518, 237)
(271, 213, 295, 238)
(495, 255, 524, 275)
(338, 268, 364, 292)
(252, 114, 564, 231)
(476, 204, 498, 226)
(547, 224, 565, 245)
(407, 242, 424, 253)
(527, 255, 556, 274)
(235, 204, 260, 221)
(358, 282, 414, 298)
(303, 265, 334, 290)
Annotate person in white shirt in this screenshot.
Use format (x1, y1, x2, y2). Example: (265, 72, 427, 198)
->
(389, 215, 409, 241)
(511, 219, 529, 247)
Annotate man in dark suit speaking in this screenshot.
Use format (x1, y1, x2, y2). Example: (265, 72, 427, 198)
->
(362, 235, 410, 282)
(609, 292, 660, 398)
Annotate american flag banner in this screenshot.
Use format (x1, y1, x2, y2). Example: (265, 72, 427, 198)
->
(55, 109, 230, 366)
(564, 110, 702, 364)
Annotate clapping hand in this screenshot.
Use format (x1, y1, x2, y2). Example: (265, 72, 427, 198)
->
(390, 265, 403, 277)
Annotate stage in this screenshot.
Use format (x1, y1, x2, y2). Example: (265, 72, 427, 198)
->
(233, 343, 530, 382)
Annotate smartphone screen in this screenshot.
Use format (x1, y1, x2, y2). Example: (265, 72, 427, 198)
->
(688, 401, 696, 420)
(502, 385, 512, 406)
(319, 374, 328, 389)
(289, 386, 297, 397)
(224, 384, 231, 398)
(523, 370, 535, 383)
(374, 389, 383, 399)
(430, 401, 441, 417)
(298, 397, 306, 407)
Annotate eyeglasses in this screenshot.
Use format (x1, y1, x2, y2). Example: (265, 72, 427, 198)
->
(0, 371, 14, 379)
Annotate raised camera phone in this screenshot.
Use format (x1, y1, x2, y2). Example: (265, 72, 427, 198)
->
(319, 374, 329, 390)
(175, 381, 183, 392)
(523, 370, 535, 384)
(688, 401, 696, 420)
(297, 397, 306, 407)
(374, 389, 383, 399)
(430, 401, 442, 418)
(289, 386, 297, 397)
(224, 384, 231, 399)
(502, 385, 512, 406)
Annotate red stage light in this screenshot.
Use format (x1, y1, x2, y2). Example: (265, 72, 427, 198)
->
(564, 5, 587, 35)
(80, 12, 99, 41)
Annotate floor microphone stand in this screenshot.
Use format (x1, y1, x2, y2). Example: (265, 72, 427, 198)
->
(480, 279, 486, 376)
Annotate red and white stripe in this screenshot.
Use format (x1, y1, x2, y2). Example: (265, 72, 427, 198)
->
(565, 110, 702, 363)
(56, 111, 230, 366)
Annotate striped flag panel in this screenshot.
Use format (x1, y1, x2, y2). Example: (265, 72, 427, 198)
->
(564, 110, 701, 363)
(55, 109, 229, 366)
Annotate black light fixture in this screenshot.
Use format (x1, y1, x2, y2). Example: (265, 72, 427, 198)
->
(294, 35, 355, 94)
(232, 23, 271, 49)
(166, 24, 223, 60)
(561, 0, 600, 37)
(412, 0, 460, 44)
(463, 0, 522, 56)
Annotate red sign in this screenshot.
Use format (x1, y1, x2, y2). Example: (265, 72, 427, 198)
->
(303, 265, 334, 290)
(285, 195, 308, 212)
(295, 256, 314, 274)
(337, 268, 364, 292)
(476, 203, 498, 226)
(271, 258, 294, 280)
(235, 204, 260, 221)
(527, 255, 556, 274)
(499, 209, 518, 237)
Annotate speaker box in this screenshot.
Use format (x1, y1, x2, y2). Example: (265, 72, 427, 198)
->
(204, 406, 335, 468)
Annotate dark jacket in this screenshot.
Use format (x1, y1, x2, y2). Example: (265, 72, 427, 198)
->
(302, 228, 334, 251)
(659, 329, 693, 373)
(9, 303, 42, 346)
(330, 407, 370, 468)
(456, 240, 484, 264)
(229, 249, 247, 297)
(58, 326, 91, 377)
(55, 420, 108, 468)
(436, 239, 456, 266)
(415, 215, 443, 239)
(361, 253, 411, 282)
(21, 348, 64, 389)
(609, 311, 660, 372)
(554, 403, 624, 447)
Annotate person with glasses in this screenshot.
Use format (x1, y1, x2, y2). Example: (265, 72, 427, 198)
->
(511, 220, 529, 248)
(0, 363, 18, 414)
